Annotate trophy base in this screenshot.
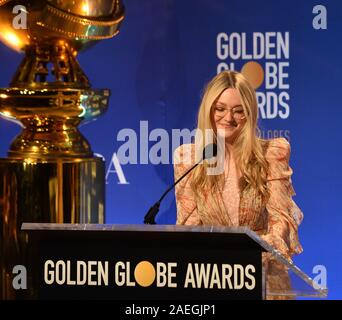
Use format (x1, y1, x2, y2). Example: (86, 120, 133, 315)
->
(0, 156, 105, 299)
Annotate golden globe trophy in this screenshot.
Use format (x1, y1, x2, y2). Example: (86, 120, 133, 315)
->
(0, 0, 124, 299)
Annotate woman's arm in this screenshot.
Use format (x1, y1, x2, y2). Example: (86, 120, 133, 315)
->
(261, 138, 303, 260)
(173, 144, 201, 225)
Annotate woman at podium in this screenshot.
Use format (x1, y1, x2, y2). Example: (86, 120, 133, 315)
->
(173, 70, 303, 298)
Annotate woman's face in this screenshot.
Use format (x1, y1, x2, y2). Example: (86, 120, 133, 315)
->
(211, 88, 246, 143)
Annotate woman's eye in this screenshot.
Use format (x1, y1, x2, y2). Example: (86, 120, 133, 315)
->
(215, 107, 224, 112)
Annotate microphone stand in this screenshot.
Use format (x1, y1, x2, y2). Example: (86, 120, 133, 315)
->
(143, 162, 200, 224)
(143, 143, 217, 224)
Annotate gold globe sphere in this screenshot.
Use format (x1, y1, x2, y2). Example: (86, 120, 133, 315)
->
(0, 0, 125, 158)
(0, 0, 125, 52)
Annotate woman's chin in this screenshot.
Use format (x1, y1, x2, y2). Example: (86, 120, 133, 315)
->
(217, 128, 237, 140)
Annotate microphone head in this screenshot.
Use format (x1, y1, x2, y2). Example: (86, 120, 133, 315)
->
(203, 143, 217, 160)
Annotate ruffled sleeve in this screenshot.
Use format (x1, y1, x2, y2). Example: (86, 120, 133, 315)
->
(261, 138, 303, 260)
(173, 144, 201, 225)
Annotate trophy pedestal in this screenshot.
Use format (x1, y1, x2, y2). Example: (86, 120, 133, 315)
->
(0, 156, 105, 299)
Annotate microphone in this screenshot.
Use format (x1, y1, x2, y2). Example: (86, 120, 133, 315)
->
(143, 143, 217, 224)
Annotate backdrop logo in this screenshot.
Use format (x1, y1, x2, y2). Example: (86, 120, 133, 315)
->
(216, 32, 290, 120)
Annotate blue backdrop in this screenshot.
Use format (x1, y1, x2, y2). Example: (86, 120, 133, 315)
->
(0, 0, 341, 299)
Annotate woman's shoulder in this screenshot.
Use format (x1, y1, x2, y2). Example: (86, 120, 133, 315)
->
(173, 143, 196, 165)
(263, 138, 292, 180)
(174, 143, 195, 155)
(263, 137, 291, 162)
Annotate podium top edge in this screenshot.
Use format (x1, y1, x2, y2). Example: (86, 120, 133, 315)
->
(21, 223, 256, 236)
(21, 223, 276, 254)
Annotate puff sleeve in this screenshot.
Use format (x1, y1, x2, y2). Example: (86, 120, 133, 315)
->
(261, 138, 303, 260)
(173, 144, 201, 225)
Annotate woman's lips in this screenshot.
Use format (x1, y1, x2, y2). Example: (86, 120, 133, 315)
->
(220, 124, 236, 129)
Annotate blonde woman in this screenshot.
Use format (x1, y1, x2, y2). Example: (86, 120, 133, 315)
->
(173, 70, 303, 298)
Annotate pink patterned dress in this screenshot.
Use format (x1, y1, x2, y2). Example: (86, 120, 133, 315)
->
(173, 138, 303, 298)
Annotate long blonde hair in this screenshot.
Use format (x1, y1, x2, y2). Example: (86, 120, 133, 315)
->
(191, 71, 269, 202)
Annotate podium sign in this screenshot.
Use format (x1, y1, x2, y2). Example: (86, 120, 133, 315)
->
(23, 224, 266, 300)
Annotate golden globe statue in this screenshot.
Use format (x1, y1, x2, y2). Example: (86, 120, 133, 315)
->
(0, 0, 124, 299)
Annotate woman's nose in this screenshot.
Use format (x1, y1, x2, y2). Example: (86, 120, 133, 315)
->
(223, 110, 233, 122)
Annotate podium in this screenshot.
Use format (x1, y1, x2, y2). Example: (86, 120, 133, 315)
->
(21, 223, 326, 300)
